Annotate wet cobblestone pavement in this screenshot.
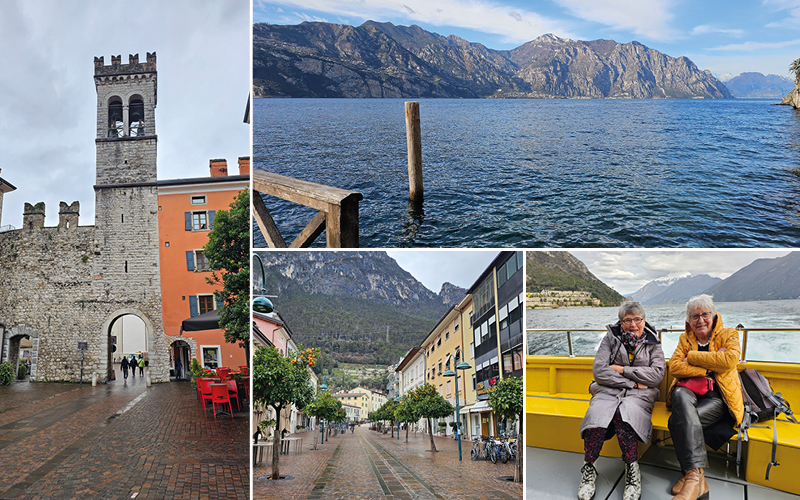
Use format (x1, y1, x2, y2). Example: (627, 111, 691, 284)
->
(254, 427, 522, 500)
(0, 370, 248, 500)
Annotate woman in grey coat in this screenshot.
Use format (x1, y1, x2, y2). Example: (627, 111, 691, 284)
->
(578, 302, 665, 500)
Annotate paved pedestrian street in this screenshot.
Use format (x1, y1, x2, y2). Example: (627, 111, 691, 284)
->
(254, 426, 522, 500)
(0, 370, 248, 500)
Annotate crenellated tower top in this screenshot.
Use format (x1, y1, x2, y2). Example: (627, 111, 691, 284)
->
(93, 52, 157, 76)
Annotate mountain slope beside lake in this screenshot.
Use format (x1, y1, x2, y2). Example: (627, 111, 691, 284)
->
(526, 251, 625, 307)
(703, 252, 800, 302)
(725, 72, 795, 98)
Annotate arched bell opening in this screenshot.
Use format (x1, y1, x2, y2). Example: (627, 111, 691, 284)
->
(108, 96, 123, 137)
(129, 96, 145, 136)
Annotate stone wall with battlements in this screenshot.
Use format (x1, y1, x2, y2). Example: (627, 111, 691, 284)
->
(0, 203, 96, 382)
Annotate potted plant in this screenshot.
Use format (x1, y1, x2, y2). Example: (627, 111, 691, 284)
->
(438, 421, 447, 435)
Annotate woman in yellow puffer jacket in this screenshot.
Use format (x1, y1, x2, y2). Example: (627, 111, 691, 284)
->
(666, 294, 743, 500)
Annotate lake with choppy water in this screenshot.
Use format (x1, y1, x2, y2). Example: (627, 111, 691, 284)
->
(526, 299, 800, 363)
(253, 98, 800, 248)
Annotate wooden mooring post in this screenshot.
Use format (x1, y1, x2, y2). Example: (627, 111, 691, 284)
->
(405, 101, 423, 201)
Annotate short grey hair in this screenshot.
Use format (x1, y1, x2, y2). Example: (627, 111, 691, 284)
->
(686, 294, 716, 321)
(618, 302, 645, 321)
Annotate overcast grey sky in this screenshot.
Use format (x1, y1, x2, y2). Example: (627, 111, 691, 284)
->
(387, 250, 501, 292)
(567, 249, 794, 296)
(0, 0, 250, 229)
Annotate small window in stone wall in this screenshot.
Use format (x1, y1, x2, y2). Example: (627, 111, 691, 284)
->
(191, 195, 207, 205)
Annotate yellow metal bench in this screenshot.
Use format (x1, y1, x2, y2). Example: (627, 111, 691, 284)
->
(526, 356, 800, 495)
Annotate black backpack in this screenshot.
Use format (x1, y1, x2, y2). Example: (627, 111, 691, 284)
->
(736, 368, 798, 479)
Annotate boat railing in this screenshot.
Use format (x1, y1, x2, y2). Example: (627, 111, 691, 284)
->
(527, 327, 800, 363)
(253, 170, 363, 248)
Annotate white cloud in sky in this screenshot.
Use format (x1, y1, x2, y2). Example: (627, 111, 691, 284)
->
(387, 250, 499, 292)
(570, 250, 793, 295)
(691, 25, 744, 36)
(263, 0, 577, 43)
(552, 0, 677, 40)
(293, 11, 329, 22)
(709, 38, 800, 51)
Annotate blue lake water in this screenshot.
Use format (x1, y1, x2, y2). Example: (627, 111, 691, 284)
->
(253, 98, 800, 248)
(526, 299, 800, 363)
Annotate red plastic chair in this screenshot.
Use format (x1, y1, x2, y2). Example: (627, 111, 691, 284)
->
(217, 367, 231, 379)
(242, 376, 250, 401)
(199, 378, 215, 413)
(210, 383, 233, 419)
(196, 376, 211, 400)
(224, 380, 241, 411)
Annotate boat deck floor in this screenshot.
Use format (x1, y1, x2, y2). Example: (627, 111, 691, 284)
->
(526, 445, 800, 499)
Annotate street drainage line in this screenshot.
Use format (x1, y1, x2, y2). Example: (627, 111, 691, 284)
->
(356, 433, 395, 497)
(370, 435, 518, 500)
(361, 433, 444, 499)
(112, 392, 148, 418)
(307, 437, 345, 499)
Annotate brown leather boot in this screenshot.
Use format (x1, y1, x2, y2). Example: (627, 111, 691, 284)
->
(670, 473, 685, 495)
(671, 468, 709, 500)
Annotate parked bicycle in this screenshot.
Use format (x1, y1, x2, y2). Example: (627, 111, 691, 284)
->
(470, 436, 491, 461)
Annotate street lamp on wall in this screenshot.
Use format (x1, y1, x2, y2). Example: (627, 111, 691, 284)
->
(443, 347, 471, 461)
(252, 254, 275, 314)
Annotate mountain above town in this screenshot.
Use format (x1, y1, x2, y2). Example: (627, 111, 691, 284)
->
(254, 21, 732, 99)
(256, 251, 465, 365)
(526, 251, 624, 307)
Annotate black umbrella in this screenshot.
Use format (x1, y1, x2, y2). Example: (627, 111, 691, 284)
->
(180, 309, 220, 333)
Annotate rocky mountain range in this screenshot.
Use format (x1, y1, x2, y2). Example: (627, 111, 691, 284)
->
(526, 251, 624, 307)
(634, 274, 722, 305)
(628, 252, 800, 305)
(630, 275, 686, 303)
(254, 21, 732, 99)
(723, 72, 795, 98)
(254, 251, 466, 365)
(703, 252, 800, 302)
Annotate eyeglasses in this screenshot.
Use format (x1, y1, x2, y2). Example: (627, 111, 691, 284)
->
(689, 312, 713, 323)
(621, 317, 644, 326)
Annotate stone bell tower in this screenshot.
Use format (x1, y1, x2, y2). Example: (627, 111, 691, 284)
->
(92, 53, 168, 382)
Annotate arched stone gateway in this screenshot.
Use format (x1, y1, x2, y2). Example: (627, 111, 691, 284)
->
(1, 325, 39, 381)
(168, 337, 197, 380)
(102, 309, 169, 384)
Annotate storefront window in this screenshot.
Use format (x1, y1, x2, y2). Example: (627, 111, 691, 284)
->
(202, 346, 220, 370)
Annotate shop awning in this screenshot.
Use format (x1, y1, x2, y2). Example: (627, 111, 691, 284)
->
(459, 404, 473, 414)
(180, 309, 221, 332)
(469, 400, 491, 413)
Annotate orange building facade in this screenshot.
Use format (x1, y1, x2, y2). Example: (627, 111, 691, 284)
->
(158, 157, 250, 376)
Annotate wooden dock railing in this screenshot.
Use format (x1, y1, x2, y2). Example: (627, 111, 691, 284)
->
(253, 170, 363, 248)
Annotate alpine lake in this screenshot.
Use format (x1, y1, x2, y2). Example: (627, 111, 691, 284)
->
(254, 98, 800, 248)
